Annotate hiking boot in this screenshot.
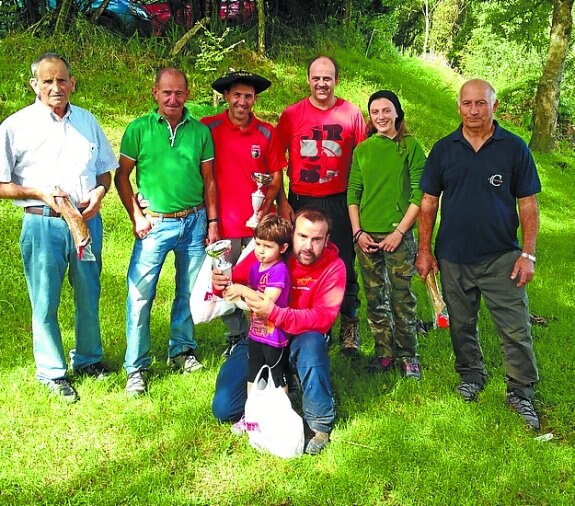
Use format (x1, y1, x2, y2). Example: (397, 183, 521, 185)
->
(456, 381, 483, 402)
(126, 370, 148, 397)
(167, 350, 204, 373)
(230, 415, 247, 436)
(400, 356, 422, 380)
(366, 356, 395, 373)
(507, 392, 540, 430)
(73, 361, 111, 380)
(305, 430, 330, 455)
(340, 320, 359, 357)
(40, 378, 78, 403)
(222, 335, 243, 358)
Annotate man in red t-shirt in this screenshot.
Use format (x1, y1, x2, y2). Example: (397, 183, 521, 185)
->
(201, 71, 286, 355)
(276, 56, 366, 356)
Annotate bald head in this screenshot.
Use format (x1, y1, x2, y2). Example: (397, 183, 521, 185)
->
(458, 79, 497, 106)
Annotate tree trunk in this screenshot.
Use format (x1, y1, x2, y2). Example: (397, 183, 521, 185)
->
(54, 0, 73, 34)
(257, 0, 265, 55)
(171, 15, 209, 56)
(529, 0, 574, 152)
(345, 0, 352, 27)
(422, 0, 430, 56)
(90, 0, 111, 24)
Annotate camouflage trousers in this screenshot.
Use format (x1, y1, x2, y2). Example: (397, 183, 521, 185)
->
(355, 231, 418, 358)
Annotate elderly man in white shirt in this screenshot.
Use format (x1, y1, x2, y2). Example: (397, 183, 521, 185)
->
(0, 52, 117, 402)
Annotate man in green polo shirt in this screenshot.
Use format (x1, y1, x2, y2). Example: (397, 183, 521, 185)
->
(115, 67, 219, 397)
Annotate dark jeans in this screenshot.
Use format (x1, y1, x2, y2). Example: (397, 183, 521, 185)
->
(212, 332, 336, 433)
(288, 191, 359, 322)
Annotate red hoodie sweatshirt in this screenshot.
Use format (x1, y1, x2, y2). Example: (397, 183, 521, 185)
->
(231, 242, 346, 336)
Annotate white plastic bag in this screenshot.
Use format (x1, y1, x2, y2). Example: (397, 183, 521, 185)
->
(190, 254, 235, 324)
(244, 365, 305, 459)
(190, 239, 255, 324)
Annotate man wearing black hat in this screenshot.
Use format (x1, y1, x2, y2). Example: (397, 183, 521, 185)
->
(201, 71, 286, 356)
(275, 55, 366, 357)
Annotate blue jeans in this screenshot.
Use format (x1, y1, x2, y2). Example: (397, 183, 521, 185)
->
(212, 331, 336, 434)
(124, 209, 206, 374)
(19, 211, 104, 380)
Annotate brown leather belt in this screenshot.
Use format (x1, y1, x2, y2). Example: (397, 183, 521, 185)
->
(25, 206, 61, 217)
(25, 205, 87, 217)
(144, 203, 204, 219)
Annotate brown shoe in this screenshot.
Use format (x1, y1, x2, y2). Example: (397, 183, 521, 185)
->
(340, 320, 359, 357)
(305, 430, 330, 455)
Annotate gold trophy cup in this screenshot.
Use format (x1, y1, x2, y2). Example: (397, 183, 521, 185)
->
(246, 172, 273, 228)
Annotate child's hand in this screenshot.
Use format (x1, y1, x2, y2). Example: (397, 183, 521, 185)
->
(223, 283, 243, 302)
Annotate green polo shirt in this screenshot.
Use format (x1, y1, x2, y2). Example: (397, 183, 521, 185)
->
(120, 107, 214, 213)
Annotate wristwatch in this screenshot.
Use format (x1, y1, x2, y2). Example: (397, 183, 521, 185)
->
(521, 252, 536, 262)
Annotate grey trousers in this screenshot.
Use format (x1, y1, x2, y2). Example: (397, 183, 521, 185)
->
(439, 250, 538, 400)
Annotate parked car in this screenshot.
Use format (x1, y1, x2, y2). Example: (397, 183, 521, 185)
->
(41, 0, 252, 35)
(141, 1, 192, 35)
(86, 0, 153, 34)
(219, 0, 255, 23)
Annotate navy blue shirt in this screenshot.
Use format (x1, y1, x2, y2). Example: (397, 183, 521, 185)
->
(420, 121, 541, 264)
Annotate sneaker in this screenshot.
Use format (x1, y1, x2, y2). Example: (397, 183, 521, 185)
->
(126, 370, 148, 397)
(456, 381, 483, 402)
(305, 430, 330, 455)
(222, 335, 243, 358)
(340, 321, 360, 357)
(230, 415, 247, 436)
(507, 392, 541, 430)
(40, 378, 78, 403)
(73, 361, 111, 380)
(366, 356, 395, 373)
(167, 350, 204, 373)
(400, 356, 422, 380)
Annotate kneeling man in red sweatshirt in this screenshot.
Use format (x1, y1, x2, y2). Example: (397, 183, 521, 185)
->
(211, 207, 345, 454)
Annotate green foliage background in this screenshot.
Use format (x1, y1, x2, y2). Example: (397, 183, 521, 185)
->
(0, 14, 574, 506)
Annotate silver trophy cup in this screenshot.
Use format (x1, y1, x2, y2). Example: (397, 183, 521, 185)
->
(246, 172, 273, 228)
(206, 239, 233, 282)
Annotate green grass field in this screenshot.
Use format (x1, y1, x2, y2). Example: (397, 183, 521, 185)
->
(0, 27, 574, 505)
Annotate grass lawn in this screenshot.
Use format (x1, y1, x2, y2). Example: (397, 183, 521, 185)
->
(0, 29, 574, 505)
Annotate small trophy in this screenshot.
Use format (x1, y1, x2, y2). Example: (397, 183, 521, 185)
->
(246, 172, 273, 228)
(206, 239, 233, 281)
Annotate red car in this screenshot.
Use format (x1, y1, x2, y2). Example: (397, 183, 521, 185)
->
(141, 1, 193, 35)
(219, 0, 255, 23)
(143, 0, 254, 35)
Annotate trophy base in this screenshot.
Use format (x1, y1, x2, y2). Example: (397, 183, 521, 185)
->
(246, 216, 259, 229)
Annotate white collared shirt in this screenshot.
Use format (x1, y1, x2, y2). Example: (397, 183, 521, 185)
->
(0, 99, 117, 207)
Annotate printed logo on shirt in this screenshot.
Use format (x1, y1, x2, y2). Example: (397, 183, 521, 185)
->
(293, 275, 316, 291)
(488, 174, 503, 187)
(251, 145, 261, 159)
(256, 273, 270, 292)
(298, 124, 343, 184)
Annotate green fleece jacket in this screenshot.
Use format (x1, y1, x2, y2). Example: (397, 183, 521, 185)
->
(347, 134, 426, 233)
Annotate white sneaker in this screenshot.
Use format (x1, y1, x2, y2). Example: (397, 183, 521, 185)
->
(167, 351, 204, 373)
(126, 370, 147, 397)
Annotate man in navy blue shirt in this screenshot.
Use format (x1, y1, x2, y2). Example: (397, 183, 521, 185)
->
(416, 79, 541, 430)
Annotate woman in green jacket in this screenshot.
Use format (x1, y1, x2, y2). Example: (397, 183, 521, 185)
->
(347, 90, 426, 378)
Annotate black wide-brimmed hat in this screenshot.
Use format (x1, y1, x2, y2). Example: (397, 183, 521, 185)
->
(211, 71, 272, 94)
